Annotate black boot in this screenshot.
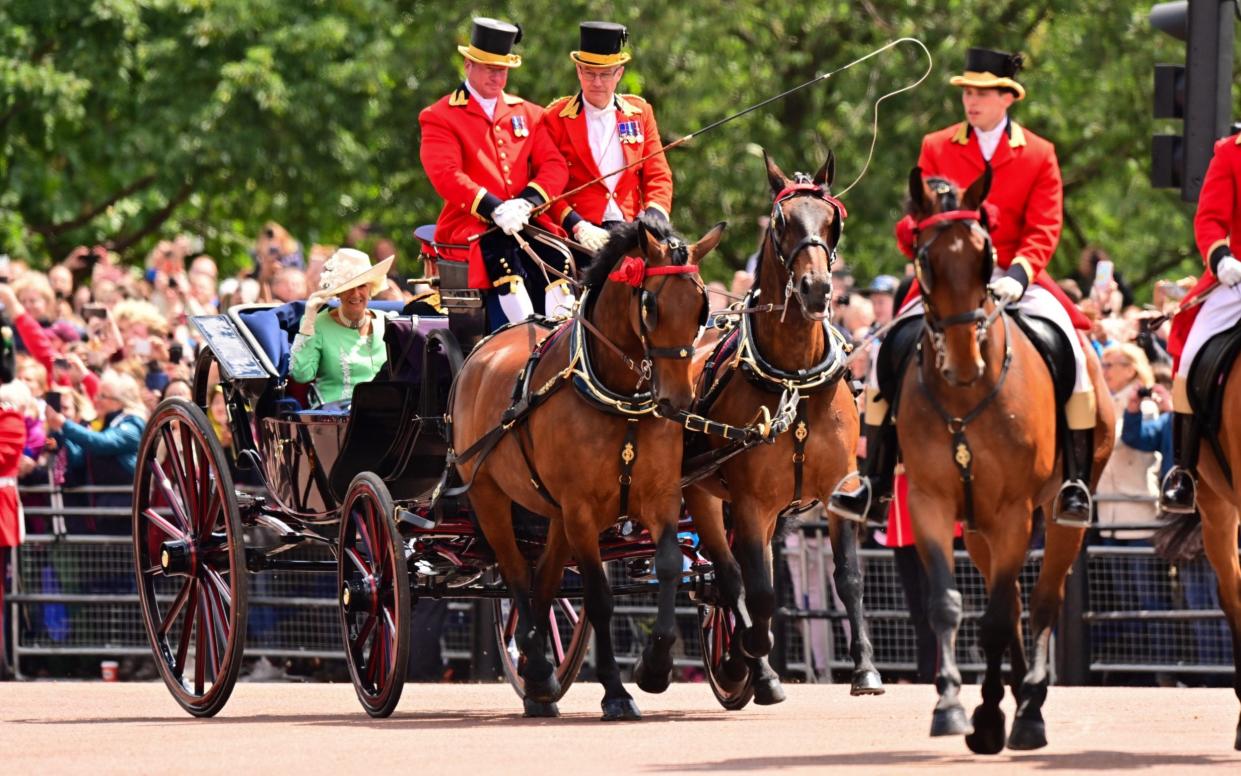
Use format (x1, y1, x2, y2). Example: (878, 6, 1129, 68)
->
(1054, 428, 1094, 527)
(829, 421, 898, 524)
(1159, 412, 1199, 514)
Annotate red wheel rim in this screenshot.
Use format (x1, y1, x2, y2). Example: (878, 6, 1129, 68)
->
(340, 483, 400, 701)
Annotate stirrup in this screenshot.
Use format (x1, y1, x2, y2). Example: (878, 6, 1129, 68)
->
(1051, 479, 1092, 528)
(1158, 468, 1198, 515)
(827, 472, 870, 524)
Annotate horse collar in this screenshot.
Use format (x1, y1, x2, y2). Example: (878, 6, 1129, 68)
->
(569, 293, 657, 417)
(736, 289, 847, 394)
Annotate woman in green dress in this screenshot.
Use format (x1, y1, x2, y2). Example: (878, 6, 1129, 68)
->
(290, 249, 394, 407)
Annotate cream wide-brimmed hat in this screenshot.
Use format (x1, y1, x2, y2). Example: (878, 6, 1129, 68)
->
(317, 249, 394, 298)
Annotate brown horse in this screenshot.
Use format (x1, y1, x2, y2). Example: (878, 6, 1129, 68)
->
(897, 169, 1113, 753)
(450, 217, 723, 720)
(1184, 378, 1241, 749)
(684, 152, 882, 702)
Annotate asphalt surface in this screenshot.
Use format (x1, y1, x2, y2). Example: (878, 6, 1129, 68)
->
(2, 682, 1240, 774)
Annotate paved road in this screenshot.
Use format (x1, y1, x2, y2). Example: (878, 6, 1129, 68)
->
(2, 682, 1239, 774)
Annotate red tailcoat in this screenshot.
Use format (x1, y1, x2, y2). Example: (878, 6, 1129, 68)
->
(0, 407, 25, 548)
(1168, 133, 1241, 359)
(541, 93, 673, 229)
(903, 120, 1089, 330)
(419, 84, 568, 289)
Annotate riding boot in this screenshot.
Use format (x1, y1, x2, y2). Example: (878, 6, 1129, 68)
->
(497, 282, 535, 325)
(1054, 428, 1095, 527)
(1159, 412, 1199, 514)
(829, 421, 898, 524)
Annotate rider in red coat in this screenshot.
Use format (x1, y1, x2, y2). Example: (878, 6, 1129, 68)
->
(541, 22, 673, 252)
(831, 48, 1097, 526)
(419, 17, 571, 327)
(1161, 133, 1241, 512)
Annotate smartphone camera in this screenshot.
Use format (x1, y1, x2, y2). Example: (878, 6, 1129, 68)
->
(1137, 386, 1153, 399)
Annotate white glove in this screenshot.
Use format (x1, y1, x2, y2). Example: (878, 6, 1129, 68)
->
(298, 294, 328, 336)
(1218, 254, 1241, 286)
(573, 221, 611, 253)
(492, 198, 532, 236)
(988, 276, 1024, 305)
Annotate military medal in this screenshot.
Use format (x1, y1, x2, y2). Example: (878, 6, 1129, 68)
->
(511, 115, 529, 137)
(618, 119, 643, 144)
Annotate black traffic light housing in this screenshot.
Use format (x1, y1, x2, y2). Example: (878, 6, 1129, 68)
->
(1150, 0, 1235, 201)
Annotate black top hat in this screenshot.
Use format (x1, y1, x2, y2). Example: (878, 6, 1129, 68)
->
(571, 21, 631, 67)
(458, 17, 523, 68)
(950, 47, 1026, 100)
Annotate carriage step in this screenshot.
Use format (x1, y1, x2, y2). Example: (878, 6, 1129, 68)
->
(397, 508, 437, 530)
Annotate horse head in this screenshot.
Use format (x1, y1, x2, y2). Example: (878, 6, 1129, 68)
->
(585, 215, 725, 416)
(761, 150, 845, 321)
(907, 166, 996, 386)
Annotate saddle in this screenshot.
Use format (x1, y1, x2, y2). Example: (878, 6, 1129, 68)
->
(1187, 326, 1241, 484)
(875, 311, 1074, 419)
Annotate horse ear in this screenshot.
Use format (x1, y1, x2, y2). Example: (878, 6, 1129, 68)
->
(637, 217, 664, 261)
(908, 167, 931, 214)
(963, 164, 992, 209)
(814, 150, 836, 188)
(764, 149, 787, 196)
(691, 222, 727, 264)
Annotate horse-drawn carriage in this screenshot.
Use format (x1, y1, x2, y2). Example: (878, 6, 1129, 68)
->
(130, 254, 755, 718)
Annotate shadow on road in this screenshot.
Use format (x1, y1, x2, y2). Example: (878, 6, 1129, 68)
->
(644, 750, 1239, 771)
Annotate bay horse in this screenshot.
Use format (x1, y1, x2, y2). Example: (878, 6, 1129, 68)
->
(449, 216, 723, 720)
(897, 169, 1112, 753)
(1183, 373, 1241, 749)
(683, 151, 882, 702)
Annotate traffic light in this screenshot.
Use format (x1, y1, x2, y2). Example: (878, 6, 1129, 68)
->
(1150, 0, 1235, 202)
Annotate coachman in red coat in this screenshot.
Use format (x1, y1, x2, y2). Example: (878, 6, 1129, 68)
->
(1160, 134, 1241, 512)
(541, 22, 673, 253)
(419, 17, 572, 327)
(831, 48, 1098, 526)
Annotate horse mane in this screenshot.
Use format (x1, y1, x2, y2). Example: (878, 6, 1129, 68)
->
(580, 214, 687, 291)
(906, 176, 959, 215)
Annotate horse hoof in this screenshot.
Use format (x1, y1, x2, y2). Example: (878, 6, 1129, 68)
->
(600, 697, 642, 722)
(752, 674, 787, 706)
(930, 704, 970, 737)
(1007, 718, 1048, 751)
(523, 675, 561, 705)
(522, 698, 560, 718)
(964, 705, 1007, 755)
(849, 668, 885, 696)
(633, 656, 673, 695)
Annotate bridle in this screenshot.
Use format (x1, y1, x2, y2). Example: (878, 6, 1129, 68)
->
(910, 205, 1000, 373)
(767, 176, 847, 322)
(581, 235, 706, 387)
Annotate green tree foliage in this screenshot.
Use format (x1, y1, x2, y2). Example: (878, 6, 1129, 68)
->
(0, 0, 1225, 294)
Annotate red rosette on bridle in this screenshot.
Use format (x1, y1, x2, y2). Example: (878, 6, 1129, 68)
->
(895, 215, 917, 259)
(607, 256, 646, 287)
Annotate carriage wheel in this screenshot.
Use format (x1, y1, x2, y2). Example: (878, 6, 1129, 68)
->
(492, 592, 591, 701)
(337, 472, 410, 718)
(191, 347, 221, 411)
(699, 603, 755, 710)
(133, 398, 248, 717)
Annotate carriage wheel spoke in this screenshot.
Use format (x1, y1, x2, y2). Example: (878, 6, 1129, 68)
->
(174, 578, 199, 677)
(354, 506, 375, 558)
(382, 606, 397, 678)
(149, 459, 192, 534)
(504, 601, 519, 640)
(196, 587, 217, 686)
(204, 567, 233, 610)
(203, 579, 228, 679)
(366, 621, 384, 688)
(353, 614, 377, 654)
(160, 577, 195, 637)
(556, 598, 579, 625)
(549, 607, 566, 663)
(160, 425, 196, 525)
(193, 590, 207, 695)
(346, 548, 370, 579)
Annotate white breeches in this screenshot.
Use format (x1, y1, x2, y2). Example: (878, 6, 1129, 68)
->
(1176, 283, 1241, 378)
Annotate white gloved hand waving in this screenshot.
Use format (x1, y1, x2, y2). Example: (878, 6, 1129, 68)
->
(1218, 254, 1241, 287)
(988, 276, 1024, 306)
(298, 293, 328, 336)
(573, 221, 611, 253)
(492, 198, 533, 236)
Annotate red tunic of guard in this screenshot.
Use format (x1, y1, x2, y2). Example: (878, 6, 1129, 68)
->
(0, 407, 25, 548)
(419, 87, 568, 289)
(541, 93, 673, 228)
(1168, 133, 1241, 360)
(901, 121, 1090, 330)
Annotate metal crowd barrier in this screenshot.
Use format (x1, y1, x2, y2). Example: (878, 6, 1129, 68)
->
(3, 485, 1234, 683)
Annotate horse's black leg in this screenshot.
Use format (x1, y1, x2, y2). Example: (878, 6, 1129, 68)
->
(830, 516, 884, 696)
(965, 574, 1017, 754)
(578, 557, 639, 721)
(521, 525, 572, 716)
(633, 527, 682, 694)
(924, 542, 969, 737)
(735, 532, 776, 661)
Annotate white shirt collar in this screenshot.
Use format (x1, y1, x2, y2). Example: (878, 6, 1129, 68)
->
(583, 95, 617, 118)
(464, 81, 498, 120)
(973, 115, 1008, 162)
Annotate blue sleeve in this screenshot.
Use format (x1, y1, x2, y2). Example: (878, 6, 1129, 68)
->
(1120, 410, 1167, 453)
(57, 417, 144, 456)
